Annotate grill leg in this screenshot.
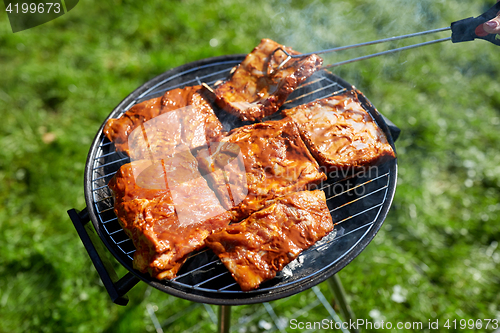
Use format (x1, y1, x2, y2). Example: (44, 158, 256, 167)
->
(68, 208, 140, 305)
(327, 274, 359, 333)
(218, 305, 231, 333)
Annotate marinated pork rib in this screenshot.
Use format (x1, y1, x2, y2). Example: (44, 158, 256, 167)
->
(283, 90, 396, 174)
(108, 148, 232, 280)
(213, 39, 323, 121)
(103, 86, 224, 157)
(196, 118, 327, 222)
(205, 190, 334, 291)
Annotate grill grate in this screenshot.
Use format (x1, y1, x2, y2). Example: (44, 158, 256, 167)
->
(85, 55, 397, 303)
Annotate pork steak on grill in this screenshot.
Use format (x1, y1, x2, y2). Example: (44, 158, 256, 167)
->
(196, 118, 327, 222)
(103, 86, 224, 158)
(283, 90, 396, 175)
(213, 38, 323, 121)
(205, 190, 334, 291)
(108, 149, 232, 280)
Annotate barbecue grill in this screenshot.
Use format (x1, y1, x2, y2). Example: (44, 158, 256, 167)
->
(68, 54, 399, 307)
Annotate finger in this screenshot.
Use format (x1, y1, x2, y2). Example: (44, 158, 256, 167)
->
(483, 0, 500, 35)
(483, 14, 500, 34)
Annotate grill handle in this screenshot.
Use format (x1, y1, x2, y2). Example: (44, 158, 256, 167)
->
(68, 208, 140, 306)
(380, 114, 401, 142)
(451, 2, 500, 46)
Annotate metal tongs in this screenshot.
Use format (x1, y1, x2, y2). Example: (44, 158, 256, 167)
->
(268, 2, 500, 75)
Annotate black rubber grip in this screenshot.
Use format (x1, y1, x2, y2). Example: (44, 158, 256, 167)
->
(451, 2, 500, 46)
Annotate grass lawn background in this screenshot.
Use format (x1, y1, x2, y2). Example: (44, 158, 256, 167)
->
(0, 0, 499, 332)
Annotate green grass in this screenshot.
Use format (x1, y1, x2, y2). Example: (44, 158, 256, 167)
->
(1, 0, 500, 332)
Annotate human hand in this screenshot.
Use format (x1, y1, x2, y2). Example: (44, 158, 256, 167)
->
(476, 0, 500, 36)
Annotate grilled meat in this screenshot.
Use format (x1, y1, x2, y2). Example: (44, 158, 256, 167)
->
(104, 97, 162, 154)
(103, 86, 224, 158)
(108, 148, 232, 280)
(213, 39, 323, 121)
(103, 42, 395, 289)
(205, 190, 334, 291)
(196, 118, 327, 222)
(283, 90, 396, 174)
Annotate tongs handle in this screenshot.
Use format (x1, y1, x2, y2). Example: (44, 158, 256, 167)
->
(268, 3, 500, 74)
(451, 2, 500, 46)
